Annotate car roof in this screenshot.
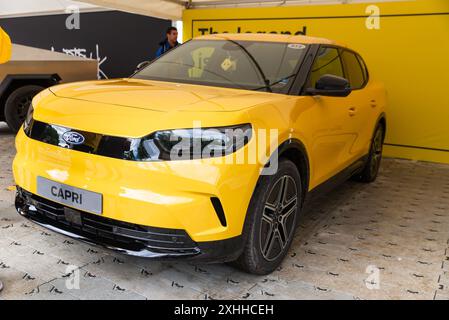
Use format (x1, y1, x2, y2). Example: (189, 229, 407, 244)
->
(9, 44, 96, 61)
(195, 33, 347, 47)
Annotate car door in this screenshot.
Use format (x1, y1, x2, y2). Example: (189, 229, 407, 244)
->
(296, 46, 358, 188)
(340, 49, 373, 159)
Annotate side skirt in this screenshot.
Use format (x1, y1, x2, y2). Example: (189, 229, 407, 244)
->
(302, 155, 368, 211)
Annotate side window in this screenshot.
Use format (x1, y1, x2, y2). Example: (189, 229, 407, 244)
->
(307, 47, 344, 89)
(357, 54, 369, 83)
(342, 50, 366, 89)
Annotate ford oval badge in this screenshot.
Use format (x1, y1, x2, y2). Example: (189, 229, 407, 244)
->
(62, 131, 85, 145)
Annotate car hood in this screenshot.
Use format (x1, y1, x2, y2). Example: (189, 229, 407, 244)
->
(34, 79, 286, 138)
(49, 79, 282, 113)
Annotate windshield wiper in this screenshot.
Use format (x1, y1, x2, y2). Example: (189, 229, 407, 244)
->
(253, 73, 297, 92)
(226, 39, 273, 93)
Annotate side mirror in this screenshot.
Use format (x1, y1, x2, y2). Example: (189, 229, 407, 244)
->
(306, 74, 352, 97)
(0, 27, 12, 64)
(135, 61, 150, 73)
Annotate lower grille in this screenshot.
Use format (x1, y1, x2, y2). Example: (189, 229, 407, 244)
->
(16, 188, 199, 256)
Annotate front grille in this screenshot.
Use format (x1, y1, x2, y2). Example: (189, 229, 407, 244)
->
(16, 188, 199, 255)
(25, 119, 142, 161)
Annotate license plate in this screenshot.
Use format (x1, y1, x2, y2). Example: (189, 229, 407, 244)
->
(37, 177, 102, 215)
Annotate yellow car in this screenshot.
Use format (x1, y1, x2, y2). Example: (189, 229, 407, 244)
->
(13, 34, 386, 274)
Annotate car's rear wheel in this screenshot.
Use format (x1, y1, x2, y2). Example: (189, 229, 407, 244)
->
(5, 85, 44, 133)
(233, 159, 302, 275)
(353, 124, 385, 183)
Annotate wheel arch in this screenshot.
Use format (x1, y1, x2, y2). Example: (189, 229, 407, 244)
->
(376, 112, 387, 141)
(235, 138, 312, 272)
(241, 138, 310, 236)
(275, 138, 310, 200)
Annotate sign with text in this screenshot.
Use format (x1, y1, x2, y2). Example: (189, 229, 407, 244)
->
(184, 0, 449, 164)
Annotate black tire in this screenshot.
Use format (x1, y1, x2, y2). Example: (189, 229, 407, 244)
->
(4, 85, 44, 133)
(353, 124, 385, 183)
(233, 159, 302, 275)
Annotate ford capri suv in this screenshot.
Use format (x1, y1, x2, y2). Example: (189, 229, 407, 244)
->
(13, 34, 386, 275)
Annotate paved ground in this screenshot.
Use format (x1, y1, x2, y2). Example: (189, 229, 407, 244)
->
(1, 122, 449, 300)
(0, 124, 15, 211)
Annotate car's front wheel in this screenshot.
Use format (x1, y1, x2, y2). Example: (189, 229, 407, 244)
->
(233, 159, 302, 275)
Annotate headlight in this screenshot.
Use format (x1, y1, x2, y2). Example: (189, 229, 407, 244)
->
(130, 124, 252, 161)
(23, 103, 34, 134)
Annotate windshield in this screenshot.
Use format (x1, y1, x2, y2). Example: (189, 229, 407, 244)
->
(133, 39, 308, 93)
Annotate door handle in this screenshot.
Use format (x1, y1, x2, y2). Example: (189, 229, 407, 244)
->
(348, 107, 357, 116)
(370, 100, 377, 108)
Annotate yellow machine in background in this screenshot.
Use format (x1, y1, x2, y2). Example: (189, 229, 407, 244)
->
(0, 27, 97, 133)
(183, 0, 449, 164)
(0, 27, 12, 63)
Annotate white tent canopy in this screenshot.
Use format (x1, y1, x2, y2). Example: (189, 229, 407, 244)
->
(0, 0, 101, 18)
(80, 0, 401, 20)
(0, 0, 401, 21)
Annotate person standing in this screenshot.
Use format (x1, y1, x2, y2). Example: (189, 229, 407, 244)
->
(156, 27, 179, 58)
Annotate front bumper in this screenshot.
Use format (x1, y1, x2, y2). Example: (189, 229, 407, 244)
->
(15, 187, 243, 262)
(13, 128, 260, 243)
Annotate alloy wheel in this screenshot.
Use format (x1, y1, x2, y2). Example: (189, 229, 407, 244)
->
(370, 127, 384, 176)
(260, 175, 298, 262)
